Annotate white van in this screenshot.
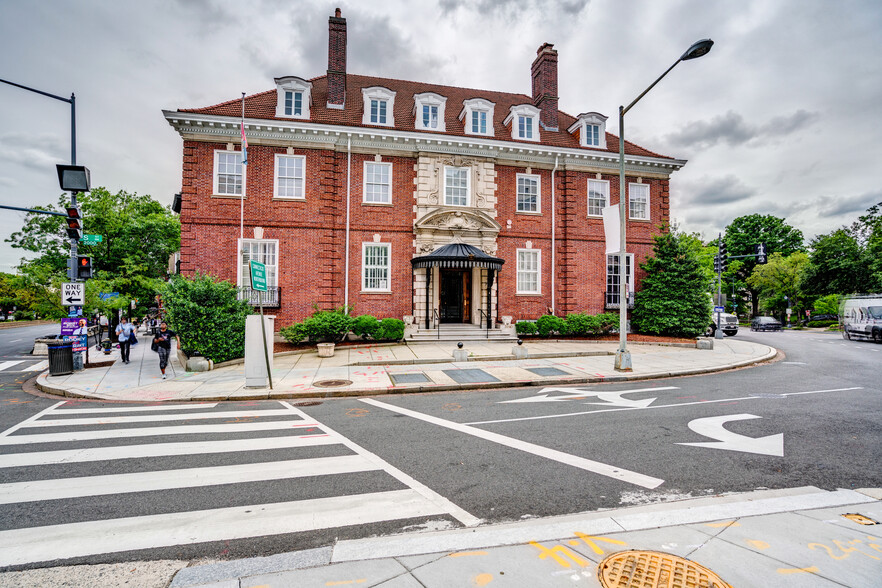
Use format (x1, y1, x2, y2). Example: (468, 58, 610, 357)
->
(840, 295, 882, 343)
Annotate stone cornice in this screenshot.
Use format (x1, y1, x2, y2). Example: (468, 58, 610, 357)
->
(162, 110, 686, 176)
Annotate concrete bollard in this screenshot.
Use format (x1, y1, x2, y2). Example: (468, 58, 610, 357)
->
(452, 341, 468, 362)
(696, 338, 714, 350)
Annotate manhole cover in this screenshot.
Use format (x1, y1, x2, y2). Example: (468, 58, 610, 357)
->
(842, 513, 879, 525)
(293, 401, 323, 406)
(598, 550, 731, 588)
(312, 379, 353, 388)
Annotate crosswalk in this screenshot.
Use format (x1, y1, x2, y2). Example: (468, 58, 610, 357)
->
(0, 400, 478, 568)
(0, 359, 49, 373)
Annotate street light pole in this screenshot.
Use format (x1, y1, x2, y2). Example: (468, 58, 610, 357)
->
(614, 39, 714, 372)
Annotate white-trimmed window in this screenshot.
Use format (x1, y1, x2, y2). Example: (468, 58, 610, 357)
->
(362, 87, 396, 127)
(516, 174, 540, 213)
(364, 162, 392, 204)
(274, 76, 312, 119)
(274, 154, 305, 199)
(214, 150, 244, 196)
(587, 179, 609, 216)
(504, 104, 541, 142)
(629, 183, 650, 220)
(517, 249, 541, 294)
(239, 239, 278, 289)
(567, 112, 608, 148)
(444, 166, 470, 206)
(460, 98, 495, 137)
(606, 253, 634, 307)
(413, 92, 447, 132)
(362, 243, 391, 291)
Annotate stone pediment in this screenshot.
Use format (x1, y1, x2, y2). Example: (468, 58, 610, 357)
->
(415, 208, 501, 233)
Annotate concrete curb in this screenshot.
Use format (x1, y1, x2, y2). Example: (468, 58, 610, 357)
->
(34, 345, 778, 402)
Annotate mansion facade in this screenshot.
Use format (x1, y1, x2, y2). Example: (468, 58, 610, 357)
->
(163, 9, 685, 332)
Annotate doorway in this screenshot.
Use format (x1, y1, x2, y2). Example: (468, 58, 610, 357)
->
(439, 269, 471, 323)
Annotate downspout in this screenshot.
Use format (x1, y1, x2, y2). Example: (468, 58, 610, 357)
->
(551, 154, 559, 314)
(344, 135, 352, 310)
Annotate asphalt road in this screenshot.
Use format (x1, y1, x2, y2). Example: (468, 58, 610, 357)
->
(0, 326, 879, 570)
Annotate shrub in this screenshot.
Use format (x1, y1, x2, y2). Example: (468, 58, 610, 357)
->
(351, 315, 380, 340)
(515, 321, 537, 335)
(303, 309, 354, 342)
(595, 312, 620, 334)
(536, 314, 566, 337)
(161, 273, 252, 363)
(564, 312, 596, 336)
(806, 320, 837, 328)
(280, 323, 307, 344)
(374, 318, 405, 341)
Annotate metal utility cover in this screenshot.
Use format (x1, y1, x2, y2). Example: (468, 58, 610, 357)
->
(390, 373, 431, 384)
(598, 550, 732, 588)
(527, 367, 569, 377)
(443, 369, 500, 384)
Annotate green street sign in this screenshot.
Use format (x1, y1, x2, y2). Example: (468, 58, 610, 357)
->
(81, 234, 103, 244)
(249, 260, 267, 292)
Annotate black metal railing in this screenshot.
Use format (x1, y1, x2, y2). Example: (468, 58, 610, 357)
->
(478, 309, 490, 339)
(605, 291, 635, 310)
(432, 309, 440, 339)
(237, 287, 281, 308)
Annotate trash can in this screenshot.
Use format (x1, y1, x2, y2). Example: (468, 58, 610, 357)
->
(47, 343, 74, 376)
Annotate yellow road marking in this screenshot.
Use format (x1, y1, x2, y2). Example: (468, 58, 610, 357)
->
(474, 573, 494, 586)
(778, 566, 819, 574)
(448, 550, 488, 557)
(746, 539, 770, 549)
(706, 520, 740, 528)
(573, 532, 627, 555)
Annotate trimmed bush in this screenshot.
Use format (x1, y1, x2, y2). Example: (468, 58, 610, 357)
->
(352, 314, 380, 340)
(515, 321, 537, 335)
(303, 309, 354, 342)
(279, 323, 307, 344)
(374, 318, 405, 341)
(595, 312, 620, 334)
(564, 312, 595, 336)
(806, 320, 837, 328)
(161, 273, 252, 363)
(536, 314, 566, 337)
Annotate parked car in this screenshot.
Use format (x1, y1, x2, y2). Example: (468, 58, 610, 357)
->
(750, 316, 783, 331)
(707, 312, 739, 337)
(808, 314, 837, 323)
(840, 295, 882, 343)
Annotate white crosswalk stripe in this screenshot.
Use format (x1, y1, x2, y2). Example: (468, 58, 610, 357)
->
(0, 400, 477, 567)
(0, 360, 25, 372)
(20, 360, 49, 372)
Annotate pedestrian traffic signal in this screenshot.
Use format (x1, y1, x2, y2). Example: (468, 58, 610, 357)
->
(76, 255, 93, 279)
(65, 206, 83, 240)
(754, 242, 767, 264)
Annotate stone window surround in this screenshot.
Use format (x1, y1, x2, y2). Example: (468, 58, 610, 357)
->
(274, 76, 312, 120)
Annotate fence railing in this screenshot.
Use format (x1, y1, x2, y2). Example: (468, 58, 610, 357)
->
(237, 287, 281, 308)
(604, 291, 635, 310)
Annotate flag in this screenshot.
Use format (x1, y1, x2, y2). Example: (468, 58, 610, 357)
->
(240, 119, 248, 165)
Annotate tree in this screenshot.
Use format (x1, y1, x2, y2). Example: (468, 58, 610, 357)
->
(6, 187, 180, 316)
(161, 273, 252, 363)
(747, 251, 809, 322)
(724, 214, 804, 316)
(799, 229, 866, 296)
(632, 229, 712, 338)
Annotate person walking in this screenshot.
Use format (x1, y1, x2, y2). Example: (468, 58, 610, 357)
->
(152, 322, 179, 380)
(115, 316, 135, 364)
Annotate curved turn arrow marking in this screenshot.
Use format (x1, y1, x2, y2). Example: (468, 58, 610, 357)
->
(677, 414, 783, 456)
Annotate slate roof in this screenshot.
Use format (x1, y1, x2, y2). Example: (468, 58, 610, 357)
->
(177, 73, 673, 160)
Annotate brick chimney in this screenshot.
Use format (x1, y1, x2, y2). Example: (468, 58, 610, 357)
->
(327, 8, 347, 109)
(531, 42, 559, 131)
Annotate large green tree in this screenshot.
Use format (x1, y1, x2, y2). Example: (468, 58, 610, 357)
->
(747, 251, 809, 322)
(724, 214, 804, 316)
(6, 187, 180, 317)
(632, 229, 712, 338)
(799, 229, 866, 296)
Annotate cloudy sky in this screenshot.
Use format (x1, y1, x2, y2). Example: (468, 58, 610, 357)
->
(1, 0, 881, 273)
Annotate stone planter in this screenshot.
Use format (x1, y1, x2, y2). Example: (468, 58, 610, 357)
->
(317, 342, 335, 357)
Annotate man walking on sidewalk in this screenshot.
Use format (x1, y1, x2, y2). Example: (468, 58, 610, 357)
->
(152, 322, 179, 380)
(115, 316, 135, 364)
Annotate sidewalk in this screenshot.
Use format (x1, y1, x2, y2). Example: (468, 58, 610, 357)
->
(167, 486, 882, 587)
(35, 335, 776, 402)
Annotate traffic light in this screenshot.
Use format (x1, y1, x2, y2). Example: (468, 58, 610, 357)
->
(65, 206, 83, 240)
(755, 242, 768, 264)
(713, 254, 721, 273)
(718, 241, 728, 273)
(76, 255, 93, 279)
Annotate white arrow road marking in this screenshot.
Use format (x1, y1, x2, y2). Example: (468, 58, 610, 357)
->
(500, 386, 675, 407)
(677, 414, 783, 456)
(361, 398, 664, 489)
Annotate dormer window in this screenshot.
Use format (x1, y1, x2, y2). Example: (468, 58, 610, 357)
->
(568, 112, 608, 148)
(503, 104, 541, 142)
(413, 92, 447, 132)
(274, 76, 312, 120)
(460, 98, 495, 137)
(362, 87, 396, 127)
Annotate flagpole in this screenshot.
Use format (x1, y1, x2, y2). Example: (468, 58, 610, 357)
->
(240, 92, 246, 243)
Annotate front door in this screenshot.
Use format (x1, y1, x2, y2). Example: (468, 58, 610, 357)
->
(439, 269, 471, 323)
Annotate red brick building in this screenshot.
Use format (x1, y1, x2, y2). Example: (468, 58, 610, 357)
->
(163, 9, 685, 335)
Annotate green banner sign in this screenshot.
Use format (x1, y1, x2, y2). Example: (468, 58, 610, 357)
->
(81, 234, 103, 244)
(249, 260, 267, 292)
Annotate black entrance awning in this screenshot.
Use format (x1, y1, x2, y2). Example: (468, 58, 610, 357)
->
(411, 243, 504, 271)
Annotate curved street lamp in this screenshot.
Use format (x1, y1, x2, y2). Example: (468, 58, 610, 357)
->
(614, 39, 714, 372)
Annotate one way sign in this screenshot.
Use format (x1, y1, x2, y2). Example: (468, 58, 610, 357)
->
(61, 282, 85, 306)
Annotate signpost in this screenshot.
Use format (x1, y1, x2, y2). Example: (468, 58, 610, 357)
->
(714, 306, 725, 313)
(81, 234, 102, 245)
(61, 282, 84, 306)
(249, 260, 273, 389)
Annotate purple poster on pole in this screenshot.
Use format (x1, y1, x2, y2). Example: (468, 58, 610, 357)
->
(60, 318, 80, 336)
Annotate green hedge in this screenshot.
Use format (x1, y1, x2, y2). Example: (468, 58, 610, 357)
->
(281, 312, 404, 344)
(515, 321, 537, 335)
(806, 320, 838, 328)
(517, 312, 621, 337)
